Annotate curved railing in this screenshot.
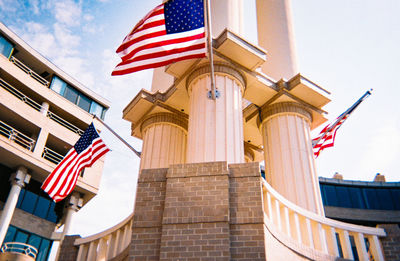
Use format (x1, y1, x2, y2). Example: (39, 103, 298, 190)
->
(0, 120, 36, 151)
(74, 213, 134, 261)
(10, 56, 50, 87)
(0, 242, 37, 259)
(261, 179, 386, 261)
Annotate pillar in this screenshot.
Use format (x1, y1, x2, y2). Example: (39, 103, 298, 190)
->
(0, 166, 30, 246)
(40, 101, 49, 116)
(210, 0, 244, 37)
(62, 192, 82, 236)
(259, 102, 324, 215)
(186, 64, 245, 164)
(256, 0, 298, 80)
(140, 113, 188, 170)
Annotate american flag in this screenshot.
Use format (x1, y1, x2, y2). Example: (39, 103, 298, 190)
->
(42, 123, 110, 202)
(312, 90, 372, 158)
(112, 0, 206, 76)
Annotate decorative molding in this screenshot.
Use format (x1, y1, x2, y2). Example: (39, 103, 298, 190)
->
(258, 102, 312, 127)
(140, 112, 188, 134)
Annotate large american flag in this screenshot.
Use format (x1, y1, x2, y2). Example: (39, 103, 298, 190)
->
(42, 123, 110, 202)
(312, 90, 372, 158)
(112, 0, 206, 76)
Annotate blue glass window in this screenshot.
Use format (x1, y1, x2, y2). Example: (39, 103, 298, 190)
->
(0, 34, 14, 58)
(28, 234, 41, 251)
(15, 231, 29, 243)
(16, 188, 25, 208)
(347, 187, 365, 209)
(20, 190, 38, 213)
(78, 94, 91, 111)
(37, 239, 51, 261)
(375, 189, 394, 210)
(391, 189, 400, 210)
(64, 85, 79, 104)
(47, 201, 58, 223)
(335, 186, 352, 208)
(49, 76, 67, 95)
(363, 188, 379, 210)
(90, 101, 106, 120)
(4, 226, 16, 243)
(33, 197, 51, 219)
(321, 184, 338, 207)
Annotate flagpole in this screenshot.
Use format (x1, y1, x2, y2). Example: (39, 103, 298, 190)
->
(93, 115, 141, 158)
(204, 0, 217, 100)
(312, 89, 372, 148)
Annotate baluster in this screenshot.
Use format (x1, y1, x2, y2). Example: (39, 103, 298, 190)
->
(293, 212, 302, 244)
(326, 226, 339, 257)
(353, 232, 368, 261)
(338, 230, 354, 260)
(284, 207, 291, 236)
(275, 199, 282, 231)
(266, 192, 273, 223)
(107, 231, 117, 260)
(368, 235, 385, 261)
(305, 218, 314, 248)
(77, 243, 88, 261)
(124, 219, 133, 248)
(96, 237, 109, 261)
(318, 223, 328, 253)
(87, 240, 98, 261)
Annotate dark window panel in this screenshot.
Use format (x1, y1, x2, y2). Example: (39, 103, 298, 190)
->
(322, 184, 339, 207)
(4, 226, 17, 243)
(33, 197, 51, 219)
(64, 86, 79, 104)
(0, 34, 14, 58)
(335, 186, 352, 208)
(28, 234, 42, 251)
(47, 201, 59, 223)
(14, 231, 29, 244)
(363, 188, 380, 210)
(375, 189, 394, 210)
(19, 190, 38, 214)
(78, 94, 91, 112)
(391, 189, 400, 210)
(347, 187, 366, 209)
(37, 239, 52, 261)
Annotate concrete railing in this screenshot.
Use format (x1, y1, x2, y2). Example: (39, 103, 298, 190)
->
(0, 120, 36, 151)
(0, 78, 84, 135)
(261, 179, 386, 261)
(10, 56, 50, 87)
(74, 213, 133, 261)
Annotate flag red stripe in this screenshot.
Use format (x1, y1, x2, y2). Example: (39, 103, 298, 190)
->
(117, 30, 166, 57)
(112, 53, 205, 75)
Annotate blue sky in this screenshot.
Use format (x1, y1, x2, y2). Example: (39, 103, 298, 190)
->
(1, 0, 400, 257)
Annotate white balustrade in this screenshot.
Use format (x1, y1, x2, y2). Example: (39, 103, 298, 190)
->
(262, 179, 386, 261)
(74, 213, 133, 261)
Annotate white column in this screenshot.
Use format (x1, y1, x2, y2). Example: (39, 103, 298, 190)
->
(260, 102, 324, 215)
(40, 101, 50, 116)
(139, 113, 188, 170)
(0, 167, 30, 246)
(210, 0, 244, 37)
(62, 192, 82, 237)
(186, 64, 245, 164)
(256, 0, 298, 80)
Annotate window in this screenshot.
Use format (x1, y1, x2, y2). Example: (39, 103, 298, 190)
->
(64, 85, 79, 104)
(0, 34, 14, 58)
(49, 76, 67, 95)
(49, 76, 107, 119)
(347, 187, 365, 209)
(321, 184, 338, 207)
(335, 186, 352, 208)
(15, 179, 62, 223)
(3, 225, 53, 261)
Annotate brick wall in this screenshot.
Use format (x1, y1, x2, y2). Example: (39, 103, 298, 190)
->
(57, 235, 81, 261)
(129, 162, 266, 261)
(378, 224, 400, 261)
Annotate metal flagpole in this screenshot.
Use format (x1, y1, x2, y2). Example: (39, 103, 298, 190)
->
(93, 115, 141, 158)
(312, 89, 373, 148)
(204, 0, 217, 100)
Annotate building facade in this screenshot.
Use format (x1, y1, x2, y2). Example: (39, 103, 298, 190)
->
(0, 22, 110, 260)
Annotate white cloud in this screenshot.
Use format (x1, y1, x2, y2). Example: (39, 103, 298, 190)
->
(53, 23, 80, 54)
(0, 0, 19, 12)
(28, 0, 40, 14)
(52, 0, 82, 27)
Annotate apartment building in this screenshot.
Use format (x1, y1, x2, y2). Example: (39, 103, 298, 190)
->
(0, 22, 110, 261)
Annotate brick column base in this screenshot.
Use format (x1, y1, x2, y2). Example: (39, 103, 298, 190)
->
(378, 224, 400, 261)
(128, 162, 265, 261)
(57, 235, 81, 261)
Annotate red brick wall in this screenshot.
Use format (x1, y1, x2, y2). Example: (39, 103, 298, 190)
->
(57, 235, 81, 261)
(129, 168, 167, 260)
(378, 224, 400, 261)
(129, 162, 266, 260)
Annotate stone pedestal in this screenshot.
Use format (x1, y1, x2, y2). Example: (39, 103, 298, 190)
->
(128, 162, 265, 260)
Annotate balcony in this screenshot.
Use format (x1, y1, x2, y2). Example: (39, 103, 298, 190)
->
(9, 56, 50, 87)
(0, 120, 35, 151)
(0, 78, 84, 135)
(0, 242, 37, 261)
(42, 146, 64, 165)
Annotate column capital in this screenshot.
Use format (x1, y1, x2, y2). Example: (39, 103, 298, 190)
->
(10, 166, 30, 188)
(67, 191, 83, 212)
(258, 102, 312, 127)
(141, 112, 188, 133)
(186, 62, 246, 94)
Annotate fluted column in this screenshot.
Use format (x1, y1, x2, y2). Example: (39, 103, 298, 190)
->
(140, 113, 188, 170)
(259, 102, 324, 215)
(186, 64, 245, 164)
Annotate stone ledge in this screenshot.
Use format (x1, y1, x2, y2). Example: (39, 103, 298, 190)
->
(167, 161, 229, 178)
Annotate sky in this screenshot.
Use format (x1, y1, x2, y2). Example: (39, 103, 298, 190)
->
(1, 0, 400, 259)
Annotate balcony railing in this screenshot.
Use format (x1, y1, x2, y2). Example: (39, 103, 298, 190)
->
(0, 120, 36, 151)
(74, 213, 133, 261)
(262, 179, 386, 261)
(0, 78, 84, 135)
(42, 147, 64, 165)
(1, 242, 37, 259)
(10, 56, 50, 87)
